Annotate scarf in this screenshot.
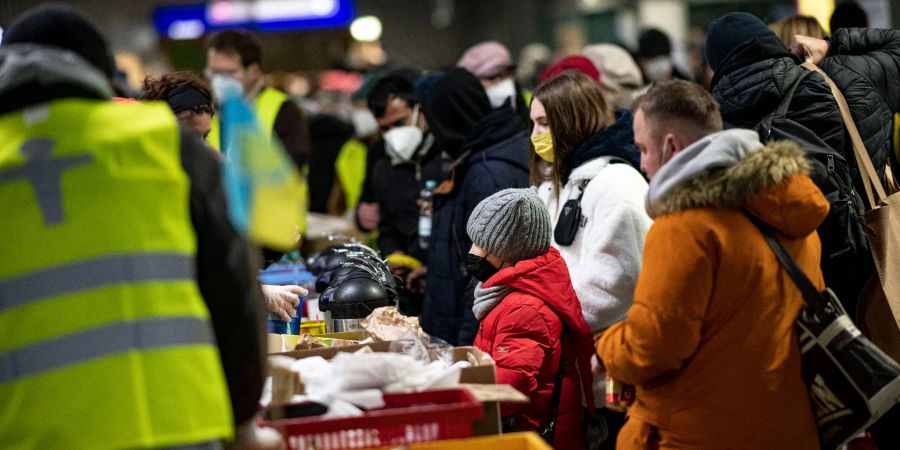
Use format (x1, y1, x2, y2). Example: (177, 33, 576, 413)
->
(472, 282, 513, 320)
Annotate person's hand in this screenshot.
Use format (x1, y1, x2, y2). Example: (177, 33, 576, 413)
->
(357, 202, 380, 231)
(790, 35, 829, 64)
(386, 251, 417, 280)
(389, 265, 412, 280)
(229, 417, 284, 450)
(406, 266, 428, 294)
(416, 198, 433, 216)
(262, 284, 307, 321)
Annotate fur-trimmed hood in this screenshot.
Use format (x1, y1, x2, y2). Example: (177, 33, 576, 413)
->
(647, 129, 828, 237)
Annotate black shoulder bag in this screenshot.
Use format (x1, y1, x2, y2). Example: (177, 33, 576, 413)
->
(540, 333, 567, 443)
(746, 213, 900, 450)
(754, 70, 867, 273)
(502, 333, 566, 439)
(503, 333, 609, 449)
(555, 157, 630, 246)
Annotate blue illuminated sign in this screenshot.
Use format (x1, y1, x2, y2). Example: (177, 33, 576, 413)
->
(153, 0, 355, 39)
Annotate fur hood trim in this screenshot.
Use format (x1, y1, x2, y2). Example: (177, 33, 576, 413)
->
(650, 140, 810, 217)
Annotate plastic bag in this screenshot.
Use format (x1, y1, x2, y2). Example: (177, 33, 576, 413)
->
(329, 351, 420, 391)
(362, 307, 423, 341)
(389, 333, 455, 366)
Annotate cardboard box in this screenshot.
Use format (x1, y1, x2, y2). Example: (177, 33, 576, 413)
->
(267, 334, 302, 353)
(316, 330, 371, 341)
(274, 339, 392, 358)
(268, 344, 521, 436)
(267, 330, 372, 354)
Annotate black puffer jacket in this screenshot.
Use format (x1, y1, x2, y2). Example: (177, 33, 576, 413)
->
(820, 28, 900, 182)
(712, 29, 900, 203)
(712, 34, 847, 168)
(373, 135, 448, 262)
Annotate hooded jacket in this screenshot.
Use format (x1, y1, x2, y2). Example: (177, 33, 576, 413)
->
(597, 129, 825, 450)
(819, 28, 900, 184)
(474, 247, 594, 450)
(538, 110, 651, 333)
(711, 28, 900, 205)
(420, 68, 530, 345)
(0, 44, 265, 426)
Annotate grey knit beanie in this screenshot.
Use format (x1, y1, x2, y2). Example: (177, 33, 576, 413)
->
(466, 188, 551, 262)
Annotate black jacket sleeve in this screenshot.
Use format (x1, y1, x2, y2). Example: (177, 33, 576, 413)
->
(355, 139, 386, 231)
(180, 128, 266, 425)
(273, 100, 312, 169)
(827, 28, 900, 113)
(821, 27, 900, 180)
(372, 159, 405, 256)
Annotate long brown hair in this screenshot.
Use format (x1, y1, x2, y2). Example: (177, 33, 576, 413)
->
(530, 71, 615, 193)
(769, 15, 826, 47)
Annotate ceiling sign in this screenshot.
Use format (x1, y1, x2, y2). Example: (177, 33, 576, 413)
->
(154, 0, 355, 39)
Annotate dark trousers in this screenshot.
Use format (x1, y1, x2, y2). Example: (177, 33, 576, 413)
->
(597, 408, 626, 450)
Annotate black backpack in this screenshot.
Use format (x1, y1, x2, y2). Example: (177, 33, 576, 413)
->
(754, 70, 868, 269)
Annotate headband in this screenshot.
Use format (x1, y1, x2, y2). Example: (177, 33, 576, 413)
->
(166, 84, 211, 114)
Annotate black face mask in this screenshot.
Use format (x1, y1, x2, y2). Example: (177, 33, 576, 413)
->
(465, 253, 499, 283)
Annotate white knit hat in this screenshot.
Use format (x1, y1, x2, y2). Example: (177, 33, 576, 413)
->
(582, 44, 644, 92)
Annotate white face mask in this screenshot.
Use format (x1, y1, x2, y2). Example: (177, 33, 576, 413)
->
(485, 77, 517, 109)
(351, 108, 379, 138)
(644, 56, 674, 82)
(383, 106, 424, 164)
(209, 74, 243, 102)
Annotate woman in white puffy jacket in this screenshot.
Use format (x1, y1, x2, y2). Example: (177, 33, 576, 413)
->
(529, 70, 652, 334)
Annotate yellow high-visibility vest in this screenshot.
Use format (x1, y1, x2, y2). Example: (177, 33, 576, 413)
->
(0, 99, 233, 449)
(335, 138, 367, 212)
(208, 87, 308, 237)
(207, 87, 285, 151)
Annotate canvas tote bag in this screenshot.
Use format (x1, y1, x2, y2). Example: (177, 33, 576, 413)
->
(802, 62, 900, 361)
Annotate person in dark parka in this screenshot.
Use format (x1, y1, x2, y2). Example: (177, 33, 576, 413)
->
(419, 68, 529, 345)
(708, 13, 900, 202)
(707, 13, 900, 311)
(816, 27, 900, 184)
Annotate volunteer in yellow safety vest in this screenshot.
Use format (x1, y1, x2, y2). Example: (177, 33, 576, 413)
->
(205, 30, 311, 260)
(0, 5, 274, 449)
(140, 71, 309, 322)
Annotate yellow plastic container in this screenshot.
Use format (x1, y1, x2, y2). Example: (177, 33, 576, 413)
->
(299, 320, 326, 335)
(398, 432, 552, 450)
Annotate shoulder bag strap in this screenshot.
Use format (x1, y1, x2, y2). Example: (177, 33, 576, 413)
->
(758, 71, 811, 141)
(541, 332, 567, 443)
(776, 70, 813, 117)
(571, 156, 627, 202)
(801, 61, 887, 208)
(574, 180, 590, 202)
(744, 212, 822, 305)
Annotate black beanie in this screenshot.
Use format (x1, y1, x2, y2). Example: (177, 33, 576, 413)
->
(705, 12, 776, 72)
(422, 68, 492, 157)
(4, 4, 115, 78)
(637, 29, 672, 59)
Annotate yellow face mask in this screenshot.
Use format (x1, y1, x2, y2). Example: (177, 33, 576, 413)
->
(531, 132, 555, 163)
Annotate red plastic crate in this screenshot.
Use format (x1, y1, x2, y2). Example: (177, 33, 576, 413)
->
(266, 388, 484, 450)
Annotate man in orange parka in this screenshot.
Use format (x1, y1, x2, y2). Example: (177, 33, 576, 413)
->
(597, 80, 823, 449)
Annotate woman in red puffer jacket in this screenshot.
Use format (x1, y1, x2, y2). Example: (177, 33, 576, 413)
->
(466, 188, 595, 450)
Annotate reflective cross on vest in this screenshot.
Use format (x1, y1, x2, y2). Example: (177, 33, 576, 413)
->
(0, 138, 92, 226)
